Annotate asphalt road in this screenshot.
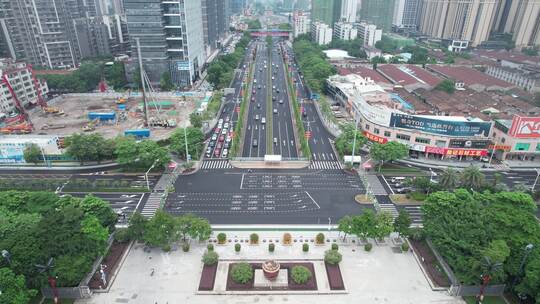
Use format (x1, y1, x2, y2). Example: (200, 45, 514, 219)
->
(63, 192, 148, 223)
(242, 41, 269, 157)
(165, 168, 366, 224)
(282, 43, 338, 165)
(205, 42, 255, 160)
(270, 38, 297, 158)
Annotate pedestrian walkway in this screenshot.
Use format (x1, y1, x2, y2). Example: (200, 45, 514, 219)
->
(375, 195, 399, 219)
(308, 161, 343, 170)
(403, 205, 423, 228)
(200, 160, 233, 170)
(365, 175, 388, 195)
(140, 192, 164, 218)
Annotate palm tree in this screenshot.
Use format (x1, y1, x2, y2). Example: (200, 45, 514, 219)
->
(477, 256, 503, 303)
(439, 168, 460, 190)
(460, 165, 485, 190)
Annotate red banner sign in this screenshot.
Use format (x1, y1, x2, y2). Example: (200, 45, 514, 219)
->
(363, 131, 388, 144)
(425, 146, 487, 156)
(509, 115, 540, 138)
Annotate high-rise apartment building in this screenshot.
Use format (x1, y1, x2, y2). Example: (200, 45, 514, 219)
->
(356, 22, 382, 47)
(0, 0, 129, 69)
(334, 22, 358, 40)
(230, 0, 246, 14)
(203, 0, 231, 54)
(125, 0, 204, 88)
(311, 22, 333, 45)
(360, 0, 396, 32)
(0, 59, 48, 114)
(0, 0, 99, 69)
(493, 0, 540, 48)
(419, 0, 498, 47)
(311, 0, 342, 26)
(392, 0, 420, 31)
(293, 11, 311, 38)
(341, 0, 358, 22)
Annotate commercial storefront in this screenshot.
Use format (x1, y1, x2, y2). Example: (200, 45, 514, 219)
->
(491, 116, 540, 161)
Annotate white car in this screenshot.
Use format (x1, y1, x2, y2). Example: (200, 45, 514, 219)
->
(223, 122, 229, 129)
(221, 129, 227, 135)
(221, 149, 228, 158)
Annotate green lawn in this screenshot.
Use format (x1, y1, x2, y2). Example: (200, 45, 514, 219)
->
(463, 296, 507, 304)
(379, 163, 426, 175)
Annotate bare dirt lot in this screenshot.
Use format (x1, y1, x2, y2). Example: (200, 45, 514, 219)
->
(29, 93, 198, 140)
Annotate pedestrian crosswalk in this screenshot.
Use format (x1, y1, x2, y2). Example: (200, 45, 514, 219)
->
(141, 192, 162, 218)
(200, 160, 233, 170)
(404, 206, 424, 228)
(375, 195, 399, 219)
(308, 161, 343, 170)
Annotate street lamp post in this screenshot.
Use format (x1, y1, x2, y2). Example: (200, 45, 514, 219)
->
(145, 158, 160, 191)
(512, 243, 534, 302)
(350, 115, 360, 168)
(531, 169, 540, 192)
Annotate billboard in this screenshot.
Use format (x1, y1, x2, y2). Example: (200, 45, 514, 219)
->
(508, 116, 540, 138)
(364, 131, 388, 144)
(176, 61, 190, 71)
(448, 139, 490, 149)
(390, 113, 491, 137)
(425, 147, 488, 156)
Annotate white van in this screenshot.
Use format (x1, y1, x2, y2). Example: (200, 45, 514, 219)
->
(255, 114, 259, 120)
(261, 117, 266, 124)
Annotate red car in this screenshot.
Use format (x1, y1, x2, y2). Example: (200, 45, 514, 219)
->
(214, 148, 221, 157)
(252, 89, 256, 94)
(251, 96, 255, 102)
(216, 142, 223, 149)
(214, 127, 221, 134)
(219, 135, 225, 142)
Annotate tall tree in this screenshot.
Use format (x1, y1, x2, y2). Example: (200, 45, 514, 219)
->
(374, 211, 394, 240)
(460, 165, 485, 190)
(160, 72, 174, 91)
(23, 144, 41, 164)
(439, 168, 460, 190)
(337, 215, 354, 241)
(127, 212, 147, 241)
(0, 267, 37, 304)
(169, 127, 204, 160)
(143, 210, 176, 248)
(352, 210, 377, 240)
(370, 141, 409, 171)
(393, 210, 411, 237)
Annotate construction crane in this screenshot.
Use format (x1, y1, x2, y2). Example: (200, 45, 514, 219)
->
(1, 73, 32, 131)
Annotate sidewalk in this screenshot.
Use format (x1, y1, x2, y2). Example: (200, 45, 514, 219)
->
(398, 156, 539, 171)
(0, 162, 120, 171)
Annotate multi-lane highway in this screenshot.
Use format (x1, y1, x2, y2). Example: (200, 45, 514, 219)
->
(242, 41, 269, 157)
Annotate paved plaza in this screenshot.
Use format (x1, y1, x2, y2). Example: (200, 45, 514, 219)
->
(76, 231, 464, 304)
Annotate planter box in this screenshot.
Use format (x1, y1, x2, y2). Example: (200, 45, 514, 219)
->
(198, 264, 218, 291)
(324, 262, 345, 290)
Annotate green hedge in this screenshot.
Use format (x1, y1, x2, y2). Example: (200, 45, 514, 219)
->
(284, 60, 311, 159)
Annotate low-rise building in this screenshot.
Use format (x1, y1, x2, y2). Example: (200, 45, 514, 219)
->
(377, 64, 441, 92)
(326, 73, 493, 161)
(485, 65, 540, 93)
(0, 135, 64, 163)
(491, 116, 540, 162)
(333, 22, 358, 41)
(427, 65, 515, 92)
(0, 59, 48, 115)
(311, 21, 333, 45)
(356, 22, 382, 47)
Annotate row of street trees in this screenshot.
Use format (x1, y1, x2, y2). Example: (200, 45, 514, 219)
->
(337, 209, 411, 241)
(292, 34, 336, 93)
(126, 211, 211, 250)
(207, 32, 250, 90)
(29, 128, 205, 169)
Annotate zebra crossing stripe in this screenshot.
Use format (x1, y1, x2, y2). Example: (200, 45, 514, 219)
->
(201, 160, 232, 170)
(308, 161, 343, 170)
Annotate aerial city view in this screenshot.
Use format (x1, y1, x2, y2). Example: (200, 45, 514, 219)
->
(0, 0, 539, 303)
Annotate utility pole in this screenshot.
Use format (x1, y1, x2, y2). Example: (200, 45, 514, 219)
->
(184, 127, 190, 161)
(136, 38, 149, 127)
(350, 115, 359, 167)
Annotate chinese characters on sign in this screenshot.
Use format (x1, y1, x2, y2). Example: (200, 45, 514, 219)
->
(363, 131, 388, 144)
(425, 146, 488, 156)
(390, 113, 492, 137)
(508, 116, 540, 138)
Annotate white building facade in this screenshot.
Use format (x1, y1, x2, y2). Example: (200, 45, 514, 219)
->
(293, 11, 310, 38)
(0, 60, 48, 115)
(356, 22, 382, 47)
(311, 21, 333, 45)
(334, 22, 358, 40)
(340, 0, 358, 22)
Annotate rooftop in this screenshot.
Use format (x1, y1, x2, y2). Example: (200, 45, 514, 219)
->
(376, 65, 440, 90)
(475, 50, 540, 65)
(323, 49, 353, 59)
(427, 65, 514, 90)
(336, 66, 392, 84)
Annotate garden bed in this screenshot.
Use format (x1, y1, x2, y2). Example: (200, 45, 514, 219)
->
(325, 262, 345, 290)
(389, 194, 424, 205)
(198, 264, 218, 291)
(410, 239, 450, 287)
(226, 262, 317, 291)
(88, 241, 130, 289)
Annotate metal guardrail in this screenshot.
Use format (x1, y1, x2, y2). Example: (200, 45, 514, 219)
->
(231, 157, 309, 161)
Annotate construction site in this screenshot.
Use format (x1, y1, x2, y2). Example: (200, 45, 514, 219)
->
(25, 93, 203, 140)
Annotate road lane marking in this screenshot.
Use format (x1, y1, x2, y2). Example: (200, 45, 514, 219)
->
(305, 191, 320, 209)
